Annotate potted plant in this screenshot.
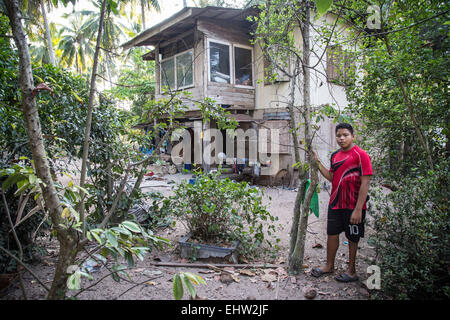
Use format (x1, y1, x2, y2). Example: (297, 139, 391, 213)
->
(164, 170, 280, 261)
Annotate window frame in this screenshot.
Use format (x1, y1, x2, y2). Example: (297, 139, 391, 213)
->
(207, 38, 232, 85)
(160, 48, 195, 91)
(233, 43, 254, 89)
(207, 38, 254, 89)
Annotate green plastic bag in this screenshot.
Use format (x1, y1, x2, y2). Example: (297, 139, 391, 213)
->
(301, 179, 319, 218)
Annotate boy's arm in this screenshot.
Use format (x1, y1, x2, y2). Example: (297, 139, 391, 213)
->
(350, 175, 371, 224)
(313, 151, 333, 182)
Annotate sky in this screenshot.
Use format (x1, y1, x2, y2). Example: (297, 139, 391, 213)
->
(50, 1, 202, 29)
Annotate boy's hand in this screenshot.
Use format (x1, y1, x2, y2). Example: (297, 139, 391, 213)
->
(350, 209, 362, 224)
(312, 150, 319, 163)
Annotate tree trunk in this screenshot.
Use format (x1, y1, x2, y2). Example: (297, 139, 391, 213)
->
(141, 0, 146, 30)
(40, 0, 56, 66)
(5, 0, 80, 300)
(79, 0, 108, 239)
(288, 4, 318, 273)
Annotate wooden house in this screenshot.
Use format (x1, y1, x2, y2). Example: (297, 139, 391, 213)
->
(122, 6, 351, 185)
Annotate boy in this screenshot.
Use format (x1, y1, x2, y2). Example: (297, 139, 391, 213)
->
(311, 123, 372, 282)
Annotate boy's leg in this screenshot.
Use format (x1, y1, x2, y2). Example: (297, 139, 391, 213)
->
(324, 234, 339, 272)
(347, 240, 358, 276)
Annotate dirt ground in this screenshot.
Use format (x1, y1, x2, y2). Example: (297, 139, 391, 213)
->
(2, 173, 375, 300)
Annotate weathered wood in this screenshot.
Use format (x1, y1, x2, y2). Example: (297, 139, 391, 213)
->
(198, 18, 251, 46)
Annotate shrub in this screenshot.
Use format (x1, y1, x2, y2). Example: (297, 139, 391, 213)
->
(368, 160, 449, 299)
(166, 171, 281, 257)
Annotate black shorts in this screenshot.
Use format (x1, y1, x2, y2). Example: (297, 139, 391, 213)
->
(327, 207, 366, 243)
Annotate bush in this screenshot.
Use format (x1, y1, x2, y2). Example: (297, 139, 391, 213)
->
(166, 171, 281, 257)
(369, 160, 449, 299)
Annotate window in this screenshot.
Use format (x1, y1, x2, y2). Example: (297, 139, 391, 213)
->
(208, 39, 254, 87)
(176, 51, 193, 89)
(161, 58, 175, 89)
(161, 49, 194, 91)
(234, 46, 253, 87)
(326, 45, 350, 84)
(209, 41, 231, 84)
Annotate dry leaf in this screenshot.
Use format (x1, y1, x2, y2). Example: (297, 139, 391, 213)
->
(230, 274, 240, 283)
(145, 281, 158, 286)
(260, 273, 277, 282)
(239, 269, 256, 277)
(313, 243, 323, 249)
(276, 257, 286, 264)
(198, 270, 215, 274)
(275, 267, 288, 278)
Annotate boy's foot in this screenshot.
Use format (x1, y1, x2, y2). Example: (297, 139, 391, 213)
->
(335, 272, 359, 282)
(311, 266, 334, 278)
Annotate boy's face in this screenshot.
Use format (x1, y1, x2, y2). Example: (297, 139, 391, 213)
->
(336, 128, 354, 150)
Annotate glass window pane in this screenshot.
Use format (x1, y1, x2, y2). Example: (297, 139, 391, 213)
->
(209, 42, 230, 83)
(234, 47, 252, 86)
(161, 58, 175, 89)
(176, 51, 193, 88)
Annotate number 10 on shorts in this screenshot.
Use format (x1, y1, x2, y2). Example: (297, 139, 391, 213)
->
(349, 224, 359, 235)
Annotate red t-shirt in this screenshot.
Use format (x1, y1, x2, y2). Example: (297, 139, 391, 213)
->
(328, 145, 373, 210)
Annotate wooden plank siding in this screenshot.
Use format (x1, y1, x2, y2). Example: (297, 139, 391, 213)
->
(155, 19, 255, 110)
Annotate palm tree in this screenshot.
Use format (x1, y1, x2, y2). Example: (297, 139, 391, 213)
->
(123, 0, 160, 30)
(21, 0, 61, 66)
(57, 13, 95, 74)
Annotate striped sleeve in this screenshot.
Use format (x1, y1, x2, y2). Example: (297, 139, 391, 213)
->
(358, 149, 373, 176)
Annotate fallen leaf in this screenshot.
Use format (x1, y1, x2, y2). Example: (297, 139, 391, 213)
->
(260, 273, 277, 282)
(313, 243, 323, 249)
(276, 257, 286, 264)
(223, 267, 235, 273)
(198, 270, 215, 274)
(249, 278, 258, 283)
(145, 281, 158, 286)
(230, 274, 240, 283)
(239, 269, 256, 277)
(275, 267, 288, 278)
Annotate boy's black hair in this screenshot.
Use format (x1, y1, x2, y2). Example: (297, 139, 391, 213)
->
(335, 123, 354, 135)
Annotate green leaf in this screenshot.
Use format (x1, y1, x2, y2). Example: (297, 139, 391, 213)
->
(121, 221, 141, 233)
(184, 272, 206, 285)
(180, 273, 196, 298)
(67, 272, 81, 290)
(105, 230, 118, 248)
(315, 0, 333, 18)
(173, 274, 184, 300)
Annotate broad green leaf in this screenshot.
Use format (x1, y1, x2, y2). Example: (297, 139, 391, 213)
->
(105, 230, 118, 248)
(173, 274, 184, 300)
(180, 273, 196, 298)
(67, 272, 81, 290)
(121, 221, 141, 233)
(315, 0, 333, 18)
